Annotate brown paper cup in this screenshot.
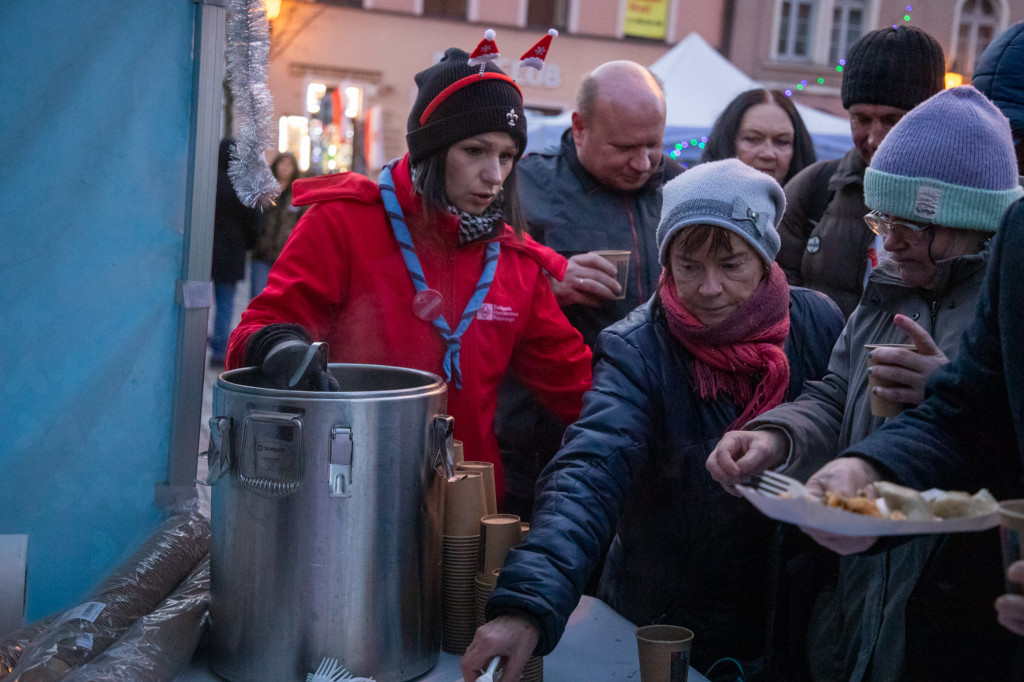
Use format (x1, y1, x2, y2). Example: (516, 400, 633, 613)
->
(456, 461, 497, 516)
(998, 499, 1024, 595)
(452, 439, 465, 464)
(444, 472, 486, 537)
(595, 250, 631, 300)
(636, 625, 694, 682)
(479, 513, 523, 575)
(865, 343, 918, 418)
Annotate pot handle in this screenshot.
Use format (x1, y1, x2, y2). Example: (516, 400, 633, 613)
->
(432, 415, 455, 478)
(202, 416, 232, 486)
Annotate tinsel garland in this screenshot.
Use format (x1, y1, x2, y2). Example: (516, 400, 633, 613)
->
(225, 0, 280, 208)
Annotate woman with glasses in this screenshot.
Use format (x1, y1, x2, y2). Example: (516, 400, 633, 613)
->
(707, 87, 1024, 680)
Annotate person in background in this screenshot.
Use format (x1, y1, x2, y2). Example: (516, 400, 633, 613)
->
(700, 88, 816, 185)
(461, 160, 844, 682)
(209, 138, 264, 367)
(708, 86, 1024, 681)
(225, 46, 592, 504)
(250, 151, 303, 298)
(778, 26, 945, 317)
(973, 19, 1024, 175)
(495, 60, 683, 519)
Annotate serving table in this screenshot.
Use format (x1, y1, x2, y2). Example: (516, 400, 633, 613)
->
(177, 595, 710, 681)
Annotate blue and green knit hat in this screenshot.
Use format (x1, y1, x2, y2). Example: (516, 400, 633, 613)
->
(864, 86, 1023, 232)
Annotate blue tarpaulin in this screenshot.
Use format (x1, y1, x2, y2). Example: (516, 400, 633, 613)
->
(1, 0, 201, 619)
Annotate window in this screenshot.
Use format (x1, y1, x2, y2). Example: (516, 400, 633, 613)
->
(828, 0, 865, 63)
(953, 0, 998, 75)
(423, 0, 466, 19)
(777, 0, 815, 59)
(527, 0, 568, 30)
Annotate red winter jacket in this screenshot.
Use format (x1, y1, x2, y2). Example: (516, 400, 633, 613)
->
(227, 156, 592, 498)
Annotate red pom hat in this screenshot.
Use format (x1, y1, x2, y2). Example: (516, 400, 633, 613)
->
(519, 29, 558, 71)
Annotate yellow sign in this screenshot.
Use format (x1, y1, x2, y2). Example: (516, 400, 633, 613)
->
(624, 0, 669, 40)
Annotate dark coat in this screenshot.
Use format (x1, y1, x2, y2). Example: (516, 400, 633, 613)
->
(211, 139, 264, 283)
(973, 20, 1024, 137)
(777, 148, 872, 317)
(487, 286, 844, 673)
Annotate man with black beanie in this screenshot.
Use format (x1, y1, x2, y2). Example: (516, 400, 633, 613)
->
(776, 25, 945, 317)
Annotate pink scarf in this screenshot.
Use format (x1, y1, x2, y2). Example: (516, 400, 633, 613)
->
(659, 264, 791, 430)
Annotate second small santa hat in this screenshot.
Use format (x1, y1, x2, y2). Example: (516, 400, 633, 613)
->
(519, 29, 558, 71)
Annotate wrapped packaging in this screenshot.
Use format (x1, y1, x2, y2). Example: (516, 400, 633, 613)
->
(2, 500, 210, 682)
(0, 615, 60, 676)
(62, 555, 210, 682)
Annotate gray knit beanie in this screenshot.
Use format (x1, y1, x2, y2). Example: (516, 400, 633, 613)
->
(657, 159, 786, 267)
(864, 86, 1024, 232)
(841, 26, 945, 111)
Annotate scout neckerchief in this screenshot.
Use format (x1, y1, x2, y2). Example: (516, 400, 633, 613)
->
(378, 164, 499, 389)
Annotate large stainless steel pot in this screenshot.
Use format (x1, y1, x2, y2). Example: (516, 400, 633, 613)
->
(206, 364, 451, 682)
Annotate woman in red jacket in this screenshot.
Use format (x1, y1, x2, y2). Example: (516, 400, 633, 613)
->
(226, 46, 592, 501)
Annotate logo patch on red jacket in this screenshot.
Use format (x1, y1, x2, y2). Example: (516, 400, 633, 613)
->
(477, 303, 518, 322)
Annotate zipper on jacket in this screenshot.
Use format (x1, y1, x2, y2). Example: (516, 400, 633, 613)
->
(929, 297, 939, 328)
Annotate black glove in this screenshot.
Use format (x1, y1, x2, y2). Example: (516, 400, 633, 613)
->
(245, 323, 340, 392)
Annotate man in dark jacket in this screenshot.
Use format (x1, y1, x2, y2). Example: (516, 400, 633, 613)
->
(496, 61, 684, 518)
(777, 26, 945, 317)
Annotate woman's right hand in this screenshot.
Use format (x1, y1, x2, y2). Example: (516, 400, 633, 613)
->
(550, 252, 622, 308)
(706, 429, 788, 495)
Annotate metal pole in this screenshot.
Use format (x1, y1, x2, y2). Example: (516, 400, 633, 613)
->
(158, 0, 228, 509)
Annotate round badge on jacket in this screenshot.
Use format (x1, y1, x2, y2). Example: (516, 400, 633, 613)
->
(413, 289, 445, 321)
(806, 236, 821, 254)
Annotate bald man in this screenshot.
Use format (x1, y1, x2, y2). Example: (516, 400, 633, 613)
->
(496, 61, 683, 520)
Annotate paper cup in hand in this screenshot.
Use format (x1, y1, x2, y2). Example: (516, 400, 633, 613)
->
(595, 250, 631, 300)
(998, 499, 1024, 595)
(456, 461, 497, 516)
(444, 472, 486, 537)
(636, 625, 693, 682)
(865, 343, 918, 418)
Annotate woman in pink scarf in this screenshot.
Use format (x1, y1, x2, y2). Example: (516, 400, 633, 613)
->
(462, 159, 845, 682)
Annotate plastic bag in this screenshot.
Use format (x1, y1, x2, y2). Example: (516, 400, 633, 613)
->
(2, 499, 210, 682)
(61, 555, 210, 682)
(0, 615, 60, 676)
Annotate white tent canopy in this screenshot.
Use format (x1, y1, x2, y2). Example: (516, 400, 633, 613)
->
(527, 32, 853, 162)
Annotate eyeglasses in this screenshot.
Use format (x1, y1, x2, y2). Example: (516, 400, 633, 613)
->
(863, 211, 933, 240)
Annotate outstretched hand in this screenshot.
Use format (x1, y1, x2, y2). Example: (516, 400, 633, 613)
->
(868, 314, 949, 407)
(460, 615, 540, 682)
(800, 458, 883, 555)
(550, 252, 622, 308)
(706, 429, 788, 496)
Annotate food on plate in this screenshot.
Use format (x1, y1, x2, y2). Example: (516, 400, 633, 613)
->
(874, 481, 934, 521)
(929, 487, 997, 519)
(824, 490, 883, 518)
(820, 482, 998, 521)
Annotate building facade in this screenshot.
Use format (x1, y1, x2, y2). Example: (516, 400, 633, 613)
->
(263, 0, 1022, 174)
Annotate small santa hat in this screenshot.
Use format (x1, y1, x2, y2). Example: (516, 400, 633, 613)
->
(519, 29, 558, 71)
(468, 29, 500, 67)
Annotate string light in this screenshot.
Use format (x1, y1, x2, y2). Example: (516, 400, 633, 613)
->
(783, 6, 913, 97)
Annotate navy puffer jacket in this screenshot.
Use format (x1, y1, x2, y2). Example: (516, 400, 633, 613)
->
(487, 287, 844, 671)
(973, 20, 1024, 137)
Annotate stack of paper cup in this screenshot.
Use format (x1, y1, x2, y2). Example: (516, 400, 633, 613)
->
(442, 472, 486, 654)
(456, 461, 497, 516)
(452, 439, 465, 465)
(475, 568, 500, 627)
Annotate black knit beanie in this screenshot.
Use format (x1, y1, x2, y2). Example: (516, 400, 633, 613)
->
(406, 48, 527, 165)
(841, 26, 945, 111)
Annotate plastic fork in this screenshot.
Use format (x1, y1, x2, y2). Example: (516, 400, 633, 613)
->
(746, 470, 812, 499)
(307, 658, 355, 682)
(475, 656, 502, 682)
